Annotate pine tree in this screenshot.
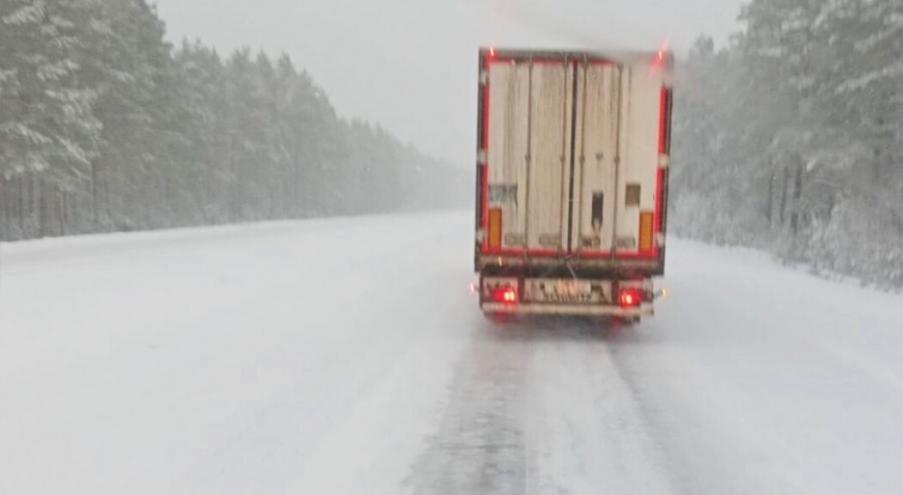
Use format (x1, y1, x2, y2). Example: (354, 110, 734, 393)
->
(673, 0, 903, 287)
(0, 0, 100, 179)
(1, 0, 466, 243)
(0, 0, 104, 238)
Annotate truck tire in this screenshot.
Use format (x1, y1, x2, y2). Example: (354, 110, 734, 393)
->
(608, 316, 640, 328)
(483, 311, 513, 325)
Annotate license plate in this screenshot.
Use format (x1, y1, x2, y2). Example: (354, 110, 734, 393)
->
(528, 280, 595, 304)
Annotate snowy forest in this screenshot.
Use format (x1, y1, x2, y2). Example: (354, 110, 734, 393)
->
(0, 0, 467, 242)
(672, 0, 903, 288)
(3, 0, 901, 289)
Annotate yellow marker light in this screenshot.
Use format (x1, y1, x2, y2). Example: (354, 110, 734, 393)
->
(489, 208, 503, 249)
(639, 211, 655, 252)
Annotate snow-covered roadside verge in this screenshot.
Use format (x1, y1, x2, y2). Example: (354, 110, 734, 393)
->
(0, 212, 475, 494)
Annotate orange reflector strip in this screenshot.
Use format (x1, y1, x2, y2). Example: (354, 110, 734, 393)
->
(489, 208, 503, 249)
(639, 211, 655, 252)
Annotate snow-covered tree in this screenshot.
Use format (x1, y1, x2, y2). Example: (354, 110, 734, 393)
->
(673, 0, 903, 287)
(0, 0, 467, 242)
(0, 0, 100, 179)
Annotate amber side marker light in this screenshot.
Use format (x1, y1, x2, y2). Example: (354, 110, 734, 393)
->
(488, 208, 503, 249)
(639, 211, 655, 252)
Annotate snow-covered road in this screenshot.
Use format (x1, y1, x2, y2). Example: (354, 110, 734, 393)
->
(3, 212, 903, 494)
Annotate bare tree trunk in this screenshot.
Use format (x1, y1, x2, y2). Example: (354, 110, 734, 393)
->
(0, 178, 7, 241)
(766, 170, 775, 228)
(58, 185, 67, 236)
(779, 166, 789, 225)
(38, 175, 48, 238)
(791, 161, 803, 237)
(90, 159, 99, 229)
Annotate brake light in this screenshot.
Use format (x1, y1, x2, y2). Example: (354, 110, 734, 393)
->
(619, 288, 643, 308)
(491, 286, 518, 304)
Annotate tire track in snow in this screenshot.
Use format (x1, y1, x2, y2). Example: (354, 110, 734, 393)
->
(405, 320, 675, 494)
(522, 322, 675, 495)
(405, 322, 535, 494)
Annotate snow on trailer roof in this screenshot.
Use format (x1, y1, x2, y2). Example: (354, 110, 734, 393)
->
(480, 47, 674, 69)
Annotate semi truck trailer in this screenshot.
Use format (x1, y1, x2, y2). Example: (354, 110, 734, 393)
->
(474, 47, 673, 321)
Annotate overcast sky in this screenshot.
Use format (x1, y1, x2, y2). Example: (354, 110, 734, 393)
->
(153, 0, 747, 166)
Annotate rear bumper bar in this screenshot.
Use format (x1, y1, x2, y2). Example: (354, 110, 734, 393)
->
(476, 254, 663, 274)
(481, 302, 654, 317)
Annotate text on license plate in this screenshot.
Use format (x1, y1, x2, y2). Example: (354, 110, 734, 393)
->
(527, 280, 596, 303)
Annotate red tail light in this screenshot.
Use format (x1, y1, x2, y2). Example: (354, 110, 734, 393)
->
(491, 286, 518, 305)
(619, 288, 643, 308)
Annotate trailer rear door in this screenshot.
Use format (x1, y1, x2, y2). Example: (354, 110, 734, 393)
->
(482, 59, 574, 255)
(478, 50, 671, 262)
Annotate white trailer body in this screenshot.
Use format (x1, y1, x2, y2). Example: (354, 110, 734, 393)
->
(474, 48, 673, 319)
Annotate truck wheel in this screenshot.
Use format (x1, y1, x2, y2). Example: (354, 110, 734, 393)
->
(610, 316, 640, 328)
(483, 312, 513, 325)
